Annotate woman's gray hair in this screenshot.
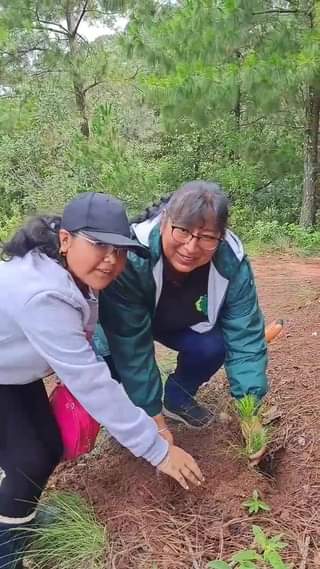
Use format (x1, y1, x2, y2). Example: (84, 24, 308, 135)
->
(163, 181, 229, 236)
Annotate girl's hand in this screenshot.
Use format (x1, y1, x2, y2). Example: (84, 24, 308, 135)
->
(157, 446, 204, 490)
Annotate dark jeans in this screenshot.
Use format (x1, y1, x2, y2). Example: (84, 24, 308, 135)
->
(0, 381, 63, 521)
(155, 326, 225, 408)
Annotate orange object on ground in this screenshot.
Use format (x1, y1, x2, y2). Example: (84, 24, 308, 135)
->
(265, 319, 284, 343)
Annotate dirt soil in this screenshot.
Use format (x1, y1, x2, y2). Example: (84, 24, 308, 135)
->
(52, 256, 320, 569)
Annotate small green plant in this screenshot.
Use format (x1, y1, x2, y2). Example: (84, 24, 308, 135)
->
(208, 550, 260, 569)
(234, 395, 270, 459)
(208, 525, 290, 569)
(242, 490, 271, 515)
(253, 525, 289, 569)
(234, 394, 261, 419)
(245, 429, 270, 458)
(25, 492, 108, 569)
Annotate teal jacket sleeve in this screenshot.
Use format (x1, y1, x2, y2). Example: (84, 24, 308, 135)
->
(219, 257, 268, 400)
(99, 259, 163, 417)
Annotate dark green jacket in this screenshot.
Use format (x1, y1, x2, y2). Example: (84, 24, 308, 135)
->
(99, 223, 268, 416)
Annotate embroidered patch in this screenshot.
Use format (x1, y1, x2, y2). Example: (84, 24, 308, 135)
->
(195, 294, 208, 316)
(0, 467, 6, 486)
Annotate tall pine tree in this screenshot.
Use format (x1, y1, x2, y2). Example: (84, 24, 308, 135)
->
(126, 0, 320, 226)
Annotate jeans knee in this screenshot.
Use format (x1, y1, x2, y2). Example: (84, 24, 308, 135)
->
(189, 333, 225, 365)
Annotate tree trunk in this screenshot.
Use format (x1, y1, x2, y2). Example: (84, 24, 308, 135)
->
(232, 82, 241, 161)
(230, 50, 241, 162)
(72, 74, 90, 138)
(299, 85, 320, 228)
(193, 132, 201, 177)
(234, 50, 241, 134)
(65, 5, 90, 138)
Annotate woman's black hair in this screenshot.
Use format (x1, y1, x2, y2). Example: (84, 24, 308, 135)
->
(131, 180, 229, 236)
(1, 215, 62, 261)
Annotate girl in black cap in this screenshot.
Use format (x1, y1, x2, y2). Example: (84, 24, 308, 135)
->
(0, 193, 203, 569)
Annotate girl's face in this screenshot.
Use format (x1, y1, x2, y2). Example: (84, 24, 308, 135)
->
(160, 217, 221, 273)
(59, 230, 127, 290)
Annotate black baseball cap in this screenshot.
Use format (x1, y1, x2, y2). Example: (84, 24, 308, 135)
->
(61, 192, 148, 257)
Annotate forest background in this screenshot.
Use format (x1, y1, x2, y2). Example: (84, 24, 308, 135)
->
(1, 0, 320, 254)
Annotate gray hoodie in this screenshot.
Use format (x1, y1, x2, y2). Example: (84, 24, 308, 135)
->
(0, 251, 168, 466)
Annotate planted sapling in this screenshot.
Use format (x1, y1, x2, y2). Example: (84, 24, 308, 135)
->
(242, 490, 271, 515)
(234, 394, 269, 461)
(208, 525, 291, 569)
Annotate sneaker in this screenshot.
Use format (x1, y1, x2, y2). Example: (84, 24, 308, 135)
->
(163, 398, 215, 429)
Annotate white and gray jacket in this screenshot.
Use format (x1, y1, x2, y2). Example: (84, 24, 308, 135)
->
(0, 251, 168, 466)
(132, 216, 245, 333)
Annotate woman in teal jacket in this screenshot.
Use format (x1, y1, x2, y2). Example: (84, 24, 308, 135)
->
(99, 181, 267, 442)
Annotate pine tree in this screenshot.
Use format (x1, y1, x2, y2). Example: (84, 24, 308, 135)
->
(126, 0, 320, 226)
(0, 0, 130, 137)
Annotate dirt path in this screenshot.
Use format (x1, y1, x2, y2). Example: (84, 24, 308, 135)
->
(53, 255, 320, 569)
(253, 256, 319, 320)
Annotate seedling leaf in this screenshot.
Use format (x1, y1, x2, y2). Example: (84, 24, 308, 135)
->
(252, 525, 268, 549)
(232, 550, 261, 562)
(207, 562, 230, 569)
(242, 490, 271, 514)
(235, 394, 261, 418)
(265, 550, 290, 569)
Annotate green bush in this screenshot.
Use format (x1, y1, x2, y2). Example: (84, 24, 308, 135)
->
(246, 221, 320, 255)
(25, 492, 108, 569)
(0, 210, 24, 244)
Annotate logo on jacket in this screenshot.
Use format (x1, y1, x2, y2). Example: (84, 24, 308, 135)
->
(195, 294, 208, 316)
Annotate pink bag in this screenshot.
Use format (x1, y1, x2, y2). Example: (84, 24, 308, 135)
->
(50, 384, 100, 461)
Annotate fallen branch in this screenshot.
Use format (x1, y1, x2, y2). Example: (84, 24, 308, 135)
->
(298, 534, 310, 569)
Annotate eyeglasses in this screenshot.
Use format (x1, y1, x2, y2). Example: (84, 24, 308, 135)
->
(76, 232, 128, 258)
(171, 224, 222, 251)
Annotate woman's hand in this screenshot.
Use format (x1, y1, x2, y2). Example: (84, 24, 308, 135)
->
(153, 413, 174, 445)
(157, 446, 204, 490)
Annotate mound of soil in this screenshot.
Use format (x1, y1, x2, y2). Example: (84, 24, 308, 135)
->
(51, 256, 320, 568)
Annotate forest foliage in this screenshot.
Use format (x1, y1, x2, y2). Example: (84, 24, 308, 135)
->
(0, 0, 319, 253)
